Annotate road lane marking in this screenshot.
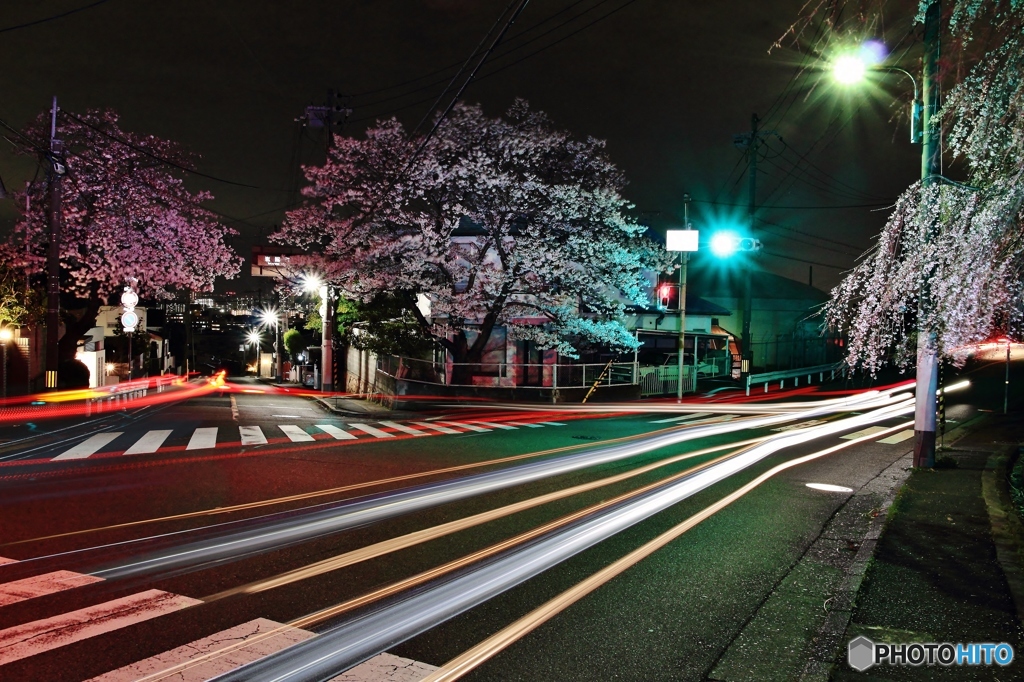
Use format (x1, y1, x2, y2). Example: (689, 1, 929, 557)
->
(0, 570, 104, 608)
(650, 412, 713, 424)
(379, 421, 428, 436)
(410, 422, 461, 435)
(230, 395, 239, 421)
(878, 429, 915, 444)
(53, 432, 123, 460)
(272, 414, 303, 418)
(421, 420, 917, 682)
(840, 426, 889, 440)
(239, 426, 268, 446)
(439, 421, 491, 433)
(0, 589, 201, 665)
(471, 422, 518, 430)
(348, 423, 395, 438)
(506, 422, 543, 428)
(86, 617, 315, 682)
(772, 419, 828, 432)
(538, 421, 566, 426)
(279, 425, 315, 442)
(123, 430, 173, 455)
(186, 427, 219, 450)
(315, 424, 357, 440)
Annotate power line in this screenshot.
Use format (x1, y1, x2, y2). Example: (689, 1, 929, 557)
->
(0, 0, 111, 34)
(762, 250, 849, 270)
(756, 216, 867, 252)
(61, 110, 289, 191)
(693, 198, 892, 210)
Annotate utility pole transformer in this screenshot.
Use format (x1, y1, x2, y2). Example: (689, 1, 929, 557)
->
(914, 0, 942, 468)
(45, 96, 64, 390)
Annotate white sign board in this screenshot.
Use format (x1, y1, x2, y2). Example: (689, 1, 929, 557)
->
(666, 229, 699, 252)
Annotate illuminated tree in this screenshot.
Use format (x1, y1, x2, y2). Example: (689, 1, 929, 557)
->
(278, 100, 671, 376)
(786, 1, 1024, 372)
(7, 109, 242, 362)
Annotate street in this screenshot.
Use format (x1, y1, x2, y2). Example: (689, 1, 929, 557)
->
(0, 357, 1009, 681)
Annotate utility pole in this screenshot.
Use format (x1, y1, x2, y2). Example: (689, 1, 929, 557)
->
(45, 97, 65, 391)
(299, 90, 349, 393)
(914, 0, 942, 468)
(733, 113, 769, 377)
(677, 195, 692, 400)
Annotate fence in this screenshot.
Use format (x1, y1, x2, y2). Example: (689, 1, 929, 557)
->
(376, 355, 638, 389)
(638, 365, 697, 397)
(744, 362, 846, 396)
(747, 336, 844, 374)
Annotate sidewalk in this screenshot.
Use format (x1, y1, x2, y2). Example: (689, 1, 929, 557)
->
(709, 411, 1024, 681)
(258, 378, 421, 419)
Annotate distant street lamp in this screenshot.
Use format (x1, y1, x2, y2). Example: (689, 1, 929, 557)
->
(665, 194, 700, 400)
(246, 328, 262, 377)
(259, 308, 282, 382)
(301, 274, 334, 393)
(0, 328, 11, 400)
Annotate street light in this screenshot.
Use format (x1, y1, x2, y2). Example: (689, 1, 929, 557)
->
(258, 308, 282, 382)
(246, 329, 262, 377)
(0, 328, 11, 400)
(828, 2, 942, 467)
(301, 273, 334, 393)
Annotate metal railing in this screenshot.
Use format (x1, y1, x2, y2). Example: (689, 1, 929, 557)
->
(744, 361, 846, 396)
(638, 365, 697, 397)
(376, 356, 639, 389)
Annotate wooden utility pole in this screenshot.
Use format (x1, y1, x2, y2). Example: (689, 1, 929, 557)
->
(913, 0, 942, 468)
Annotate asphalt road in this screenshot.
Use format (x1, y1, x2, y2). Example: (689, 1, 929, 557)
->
(0, 353, 1018, 681)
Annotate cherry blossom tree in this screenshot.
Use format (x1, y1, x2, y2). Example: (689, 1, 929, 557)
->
(785, 1, 1023, 373)
(7, 109, 242, 362)
(278, 100, 672, 377)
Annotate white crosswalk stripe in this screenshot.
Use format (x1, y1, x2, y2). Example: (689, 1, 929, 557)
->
(54, 432, 124, 460)
(878, 429, 915, 444)
(439, 421, 491, 433)
(471, 421, 518, 430)
(279, 425, 315, 442)
(186, 427, 218, 450)
(44, 418, 576, 461)
(316, 424, 357, 439)
(239, 425, 268, 445)
(348, 423, 395, 438)
(411, 421, 461, 435)
(379, 421, 428, 436)
(123, 430, 172, 455)
(840, 426, 889, 440)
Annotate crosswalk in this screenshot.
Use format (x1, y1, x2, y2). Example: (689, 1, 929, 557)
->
(0, 559, 437, 679)
(45, 420, 568, 462)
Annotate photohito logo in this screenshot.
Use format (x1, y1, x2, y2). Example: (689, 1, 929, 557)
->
(848, 635, 1014, 671)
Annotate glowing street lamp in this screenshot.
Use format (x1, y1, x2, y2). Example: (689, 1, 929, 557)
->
(300, 273, 334, 393)
(829, 44, 923, 144)
(258, 308, 282, 382)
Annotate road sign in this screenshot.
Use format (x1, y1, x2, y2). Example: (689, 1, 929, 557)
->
(121, 310, 139, 332)
(120, 290, 139, 309)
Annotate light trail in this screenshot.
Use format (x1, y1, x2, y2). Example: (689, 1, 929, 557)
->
(85, 390, 905, 580)
(206, 438, 769, 601)
(212, 400, 914, 682)
(3, 424, 693, 548)
(422, 419, 917, 681)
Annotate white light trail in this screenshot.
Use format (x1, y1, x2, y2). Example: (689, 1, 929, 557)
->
(90, 390, 907, 580)
(211, 400, 913, 682)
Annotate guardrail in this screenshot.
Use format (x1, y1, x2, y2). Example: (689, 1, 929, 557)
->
(745, 362, 846, 396)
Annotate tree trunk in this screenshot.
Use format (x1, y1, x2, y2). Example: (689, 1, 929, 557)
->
(57, 294, 103, 364)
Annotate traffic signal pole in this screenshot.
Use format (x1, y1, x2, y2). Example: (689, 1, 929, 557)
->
(742, 113, 759, 377)
(913, 0, 942, 468)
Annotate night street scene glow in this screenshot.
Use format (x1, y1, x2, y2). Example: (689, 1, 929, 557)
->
(0, 1, 1022, 681)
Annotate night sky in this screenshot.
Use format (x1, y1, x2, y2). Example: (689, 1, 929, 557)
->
(0, 0, 924, 294)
